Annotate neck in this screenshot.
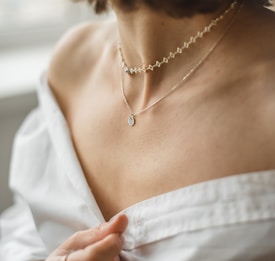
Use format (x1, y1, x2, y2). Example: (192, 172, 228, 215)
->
(114, 1, 234, 75)
(112, 1, 240, 112)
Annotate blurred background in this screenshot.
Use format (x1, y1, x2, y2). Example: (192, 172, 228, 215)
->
(0, 0, 112, 214)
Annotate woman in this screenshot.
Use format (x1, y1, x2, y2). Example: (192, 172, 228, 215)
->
(1, 0, 275, 260)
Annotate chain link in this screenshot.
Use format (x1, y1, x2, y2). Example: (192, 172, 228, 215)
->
(119, 1, 238, 75)
(120, 1, 243, 127)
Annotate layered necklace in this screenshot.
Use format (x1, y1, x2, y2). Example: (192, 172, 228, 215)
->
(120, 0, 242, 127)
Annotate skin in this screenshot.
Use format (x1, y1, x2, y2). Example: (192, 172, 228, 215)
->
(46, 214, 128, 261)
(47, 0, 275, 260)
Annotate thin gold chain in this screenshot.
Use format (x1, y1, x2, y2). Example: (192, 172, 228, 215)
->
(118, 1, 238, 75)
(120, 1, 242, 127)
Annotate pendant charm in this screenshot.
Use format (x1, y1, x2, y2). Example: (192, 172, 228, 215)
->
(128, 114, 135, 127)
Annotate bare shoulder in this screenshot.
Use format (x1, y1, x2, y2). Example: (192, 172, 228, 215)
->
(251, 6, 275, 93)
(246, 8, 275, 160)
(47, 19, 117, 108)
(244, 6, 275, 142)
(224, 4, 275, 159)
(237, 4, 275, 93)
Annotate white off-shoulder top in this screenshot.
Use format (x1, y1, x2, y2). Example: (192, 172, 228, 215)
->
(1, 73, 275, 261)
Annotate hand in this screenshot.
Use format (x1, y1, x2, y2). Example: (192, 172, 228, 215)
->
(46, 214, 128, 261)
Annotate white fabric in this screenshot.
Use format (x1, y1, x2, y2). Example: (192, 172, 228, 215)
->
(1, 73, 275, 261)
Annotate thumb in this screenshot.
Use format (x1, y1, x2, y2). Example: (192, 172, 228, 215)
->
(59, 214, 128, 251)
(105, 214, 128, 235)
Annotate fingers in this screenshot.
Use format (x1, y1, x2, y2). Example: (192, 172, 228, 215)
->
(106, 214, 128, 235)
(60, 214, 128, 250)
(64, 233, 123, 261)
(87, 234, 123, 261)
(48, 215, 128, 261)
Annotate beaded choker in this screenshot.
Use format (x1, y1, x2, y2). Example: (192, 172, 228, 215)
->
(119, 1, 242, 127)
(119, 1, 238, 76)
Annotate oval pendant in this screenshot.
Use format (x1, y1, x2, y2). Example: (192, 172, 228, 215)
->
(128, 114, 135, 127)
